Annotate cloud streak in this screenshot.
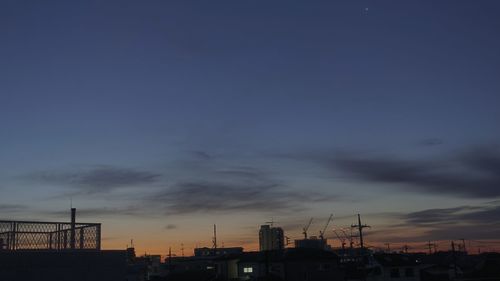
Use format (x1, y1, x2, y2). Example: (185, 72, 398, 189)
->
(329, 146, 500, 198)
(147, 181, 336, 215)
(366, 202, 500, 243)
(0, 204, 25, 212)
(45, 206, 147, 218)
(403, 203, 500, 226)
(30, 165, 161, 193)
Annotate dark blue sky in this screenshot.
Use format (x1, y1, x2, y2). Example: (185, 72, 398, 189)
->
(1, 1, 500, 252)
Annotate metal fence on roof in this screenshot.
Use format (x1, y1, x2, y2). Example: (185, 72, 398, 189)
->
(0, 220, 101, 251)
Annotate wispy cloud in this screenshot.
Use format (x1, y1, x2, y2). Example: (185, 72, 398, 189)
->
(29, 165, 161, 193)
(332, 148, 500, 198)
(45, 206, 147, 218)
(365, 202, 500, 243)
(0, 204, 25, 212)
(146, 181, 336, 215)
(165, 224, 177, 230)
(403, 203, 500, 226)
(282, 145, 500, 198)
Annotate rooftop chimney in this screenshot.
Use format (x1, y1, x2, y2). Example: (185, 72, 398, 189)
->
(70, 208, 76, 249)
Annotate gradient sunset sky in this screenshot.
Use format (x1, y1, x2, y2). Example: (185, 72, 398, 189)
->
(1, 0, 500, 255)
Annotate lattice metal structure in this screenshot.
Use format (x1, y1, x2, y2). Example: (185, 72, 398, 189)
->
(0, 220, 101, 251)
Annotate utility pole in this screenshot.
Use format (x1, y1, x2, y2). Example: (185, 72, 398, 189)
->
(168, 247, 172, 271)
(212, 224, 218, 253)
(426, 241, 435, 255)
(385, 243, 391, 253)
(451, 241, 458, 278)
(351, 214, 370, 250)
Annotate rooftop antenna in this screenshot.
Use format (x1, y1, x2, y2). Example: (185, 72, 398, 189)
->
(181, 243, 184, 257)
(265, 218, 277, 227)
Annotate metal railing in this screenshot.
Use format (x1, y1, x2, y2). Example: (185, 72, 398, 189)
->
(0, 220, 101, 251)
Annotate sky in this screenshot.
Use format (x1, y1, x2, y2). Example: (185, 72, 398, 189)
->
(1, 0, 500, 255)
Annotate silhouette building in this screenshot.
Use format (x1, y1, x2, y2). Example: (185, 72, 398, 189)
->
(259, 224, 284, 251)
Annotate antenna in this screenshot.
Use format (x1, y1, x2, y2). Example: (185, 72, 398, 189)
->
(265, 218, 277, 227)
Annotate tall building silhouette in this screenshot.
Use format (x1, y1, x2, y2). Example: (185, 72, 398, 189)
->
(259, 225, 284, 251)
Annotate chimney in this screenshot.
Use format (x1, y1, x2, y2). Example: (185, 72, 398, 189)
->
(70, 208, 76, 249)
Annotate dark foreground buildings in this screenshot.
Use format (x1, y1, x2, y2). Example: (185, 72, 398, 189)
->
(2, 212, 500, 281)
(0, 209, 128, 281)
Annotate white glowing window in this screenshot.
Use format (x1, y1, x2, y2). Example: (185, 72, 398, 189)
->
(243, 267, 253, 273)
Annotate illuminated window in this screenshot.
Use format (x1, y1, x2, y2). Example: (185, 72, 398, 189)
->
(243, 267, 253, 273)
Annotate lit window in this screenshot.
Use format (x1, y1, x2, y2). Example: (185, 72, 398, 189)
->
(243, 267, 253, 273)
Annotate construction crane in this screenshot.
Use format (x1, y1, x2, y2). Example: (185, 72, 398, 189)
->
(319, 214, 333, 240)
(339, 228, 354, 249)
(302, 218, 314, 239)
(333, 229, 347, 250)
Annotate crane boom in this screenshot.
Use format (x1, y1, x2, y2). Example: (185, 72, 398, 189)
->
(302, 218, 314, 239)
(319, 214, 333, 240)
